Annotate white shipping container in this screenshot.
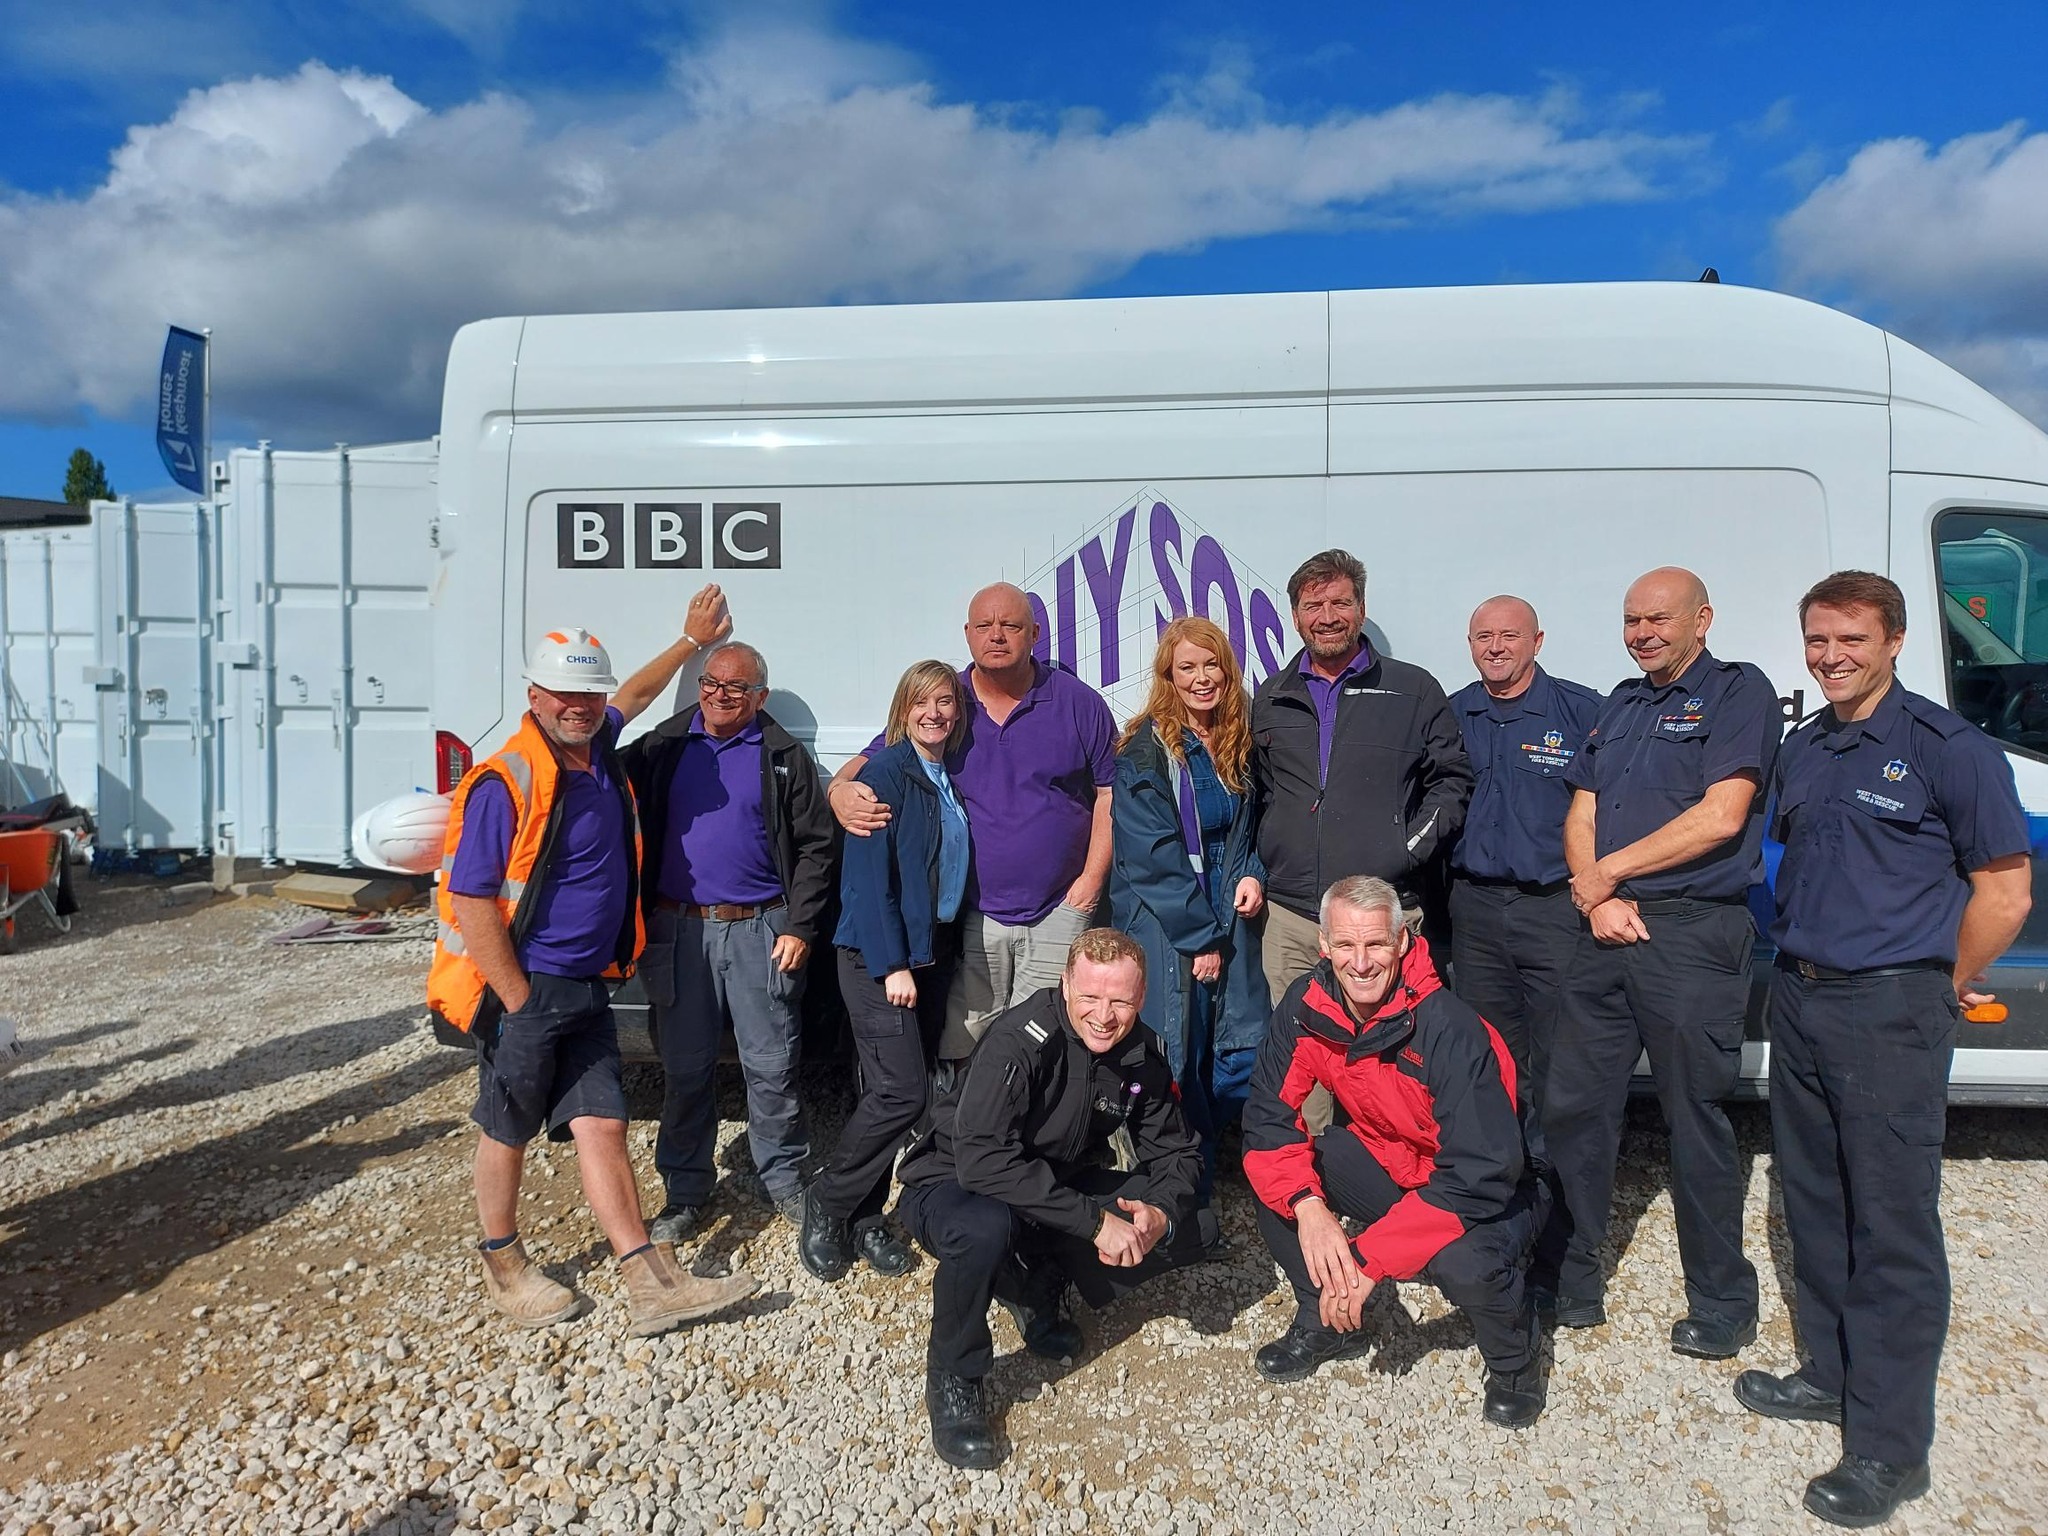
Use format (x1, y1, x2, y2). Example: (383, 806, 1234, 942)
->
(0, 524, 98, 811)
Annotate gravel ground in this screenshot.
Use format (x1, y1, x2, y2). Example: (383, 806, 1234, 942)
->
(0, 881, 2043, 1535)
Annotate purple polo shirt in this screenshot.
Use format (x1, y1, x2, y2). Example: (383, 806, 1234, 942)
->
(1298, 643, 1373, 780)
(449, 707, 630, 978)
(659, 718, 783, 906)
(867, 661, 1115, 925)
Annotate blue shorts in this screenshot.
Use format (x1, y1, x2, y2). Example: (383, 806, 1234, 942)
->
(472, 971, 627, 1146)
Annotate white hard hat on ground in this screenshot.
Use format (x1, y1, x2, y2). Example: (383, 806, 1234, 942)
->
(524, 627, 619, 693)
(351, 791, 454, 875)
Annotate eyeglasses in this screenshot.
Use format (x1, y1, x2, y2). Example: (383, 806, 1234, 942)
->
(700, 677, 763, 700)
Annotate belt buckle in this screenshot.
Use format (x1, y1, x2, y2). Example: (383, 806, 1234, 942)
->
(1795, 959, 1820, 981)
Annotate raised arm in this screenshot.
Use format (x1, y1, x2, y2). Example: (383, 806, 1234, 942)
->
(611, 585, 731, 725)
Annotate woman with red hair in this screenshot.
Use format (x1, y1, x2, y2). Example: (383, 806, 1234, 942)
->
(1106, 616, 1271, 1202)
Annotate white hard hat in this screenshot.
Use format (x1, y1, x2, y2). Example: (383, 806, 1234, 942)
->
(524, 627, 619, 692)
(351, 791, 453, 875)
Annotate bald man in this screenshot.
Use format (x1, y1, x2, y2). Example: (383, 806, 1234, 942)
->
(1536, 568, 1780, 1362)
(1447, 596, 1603, 1104)
(829, 583, 1118, 1059)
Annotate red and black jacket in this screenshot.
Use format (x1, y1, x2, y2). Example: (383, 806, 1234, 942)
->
(1242, 936, 1539, 1282)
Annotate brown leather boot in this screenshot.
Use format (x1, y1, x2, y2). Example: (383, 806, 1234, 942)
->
(478, 1237, 579, 1327)
(621, 1242, 759, 1337)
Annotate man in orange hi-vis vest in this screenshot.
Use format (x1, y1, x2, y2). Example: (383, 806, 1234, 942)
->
(431, 586, 757, 1338)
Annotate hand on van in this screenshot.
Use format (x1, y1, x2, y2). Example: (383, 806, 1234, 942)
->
(1588, 898, 1649, 945)
(1234, 877, 1264, 918)
(684, 584, 732, 649)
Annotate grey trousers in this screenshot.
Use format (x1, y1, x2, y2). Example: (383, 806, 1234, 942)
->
(645, 904, 811, 1206)
(937, 902, 1092, 1059)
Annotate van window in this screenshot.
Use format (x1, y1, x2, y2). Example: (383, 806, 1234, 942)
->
(1937, 509, 2048, 758)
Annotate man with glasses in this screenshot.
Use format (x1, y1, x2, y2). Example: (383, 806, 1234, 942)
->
(621, 641, 838, 1240)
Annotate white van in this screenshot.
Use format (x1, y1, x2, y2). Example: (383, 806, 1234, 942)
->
(429, 281, 2048, 1103)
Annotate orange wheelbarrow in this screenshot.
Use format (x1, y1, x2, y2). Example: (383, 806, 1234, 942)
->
(0, 828, 71, 946)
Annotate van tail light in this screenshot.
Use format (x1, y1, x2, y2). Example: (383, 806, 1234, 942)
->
(1963, 1001, 2008, 1024)
(435, 731, 473, 794)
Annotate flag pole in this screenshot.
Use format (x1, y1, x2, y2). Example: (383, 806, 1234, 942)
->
(201, 326, 214, 505)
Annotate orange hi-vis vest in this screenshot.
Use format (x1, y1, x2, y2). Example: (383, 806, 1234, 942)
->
(427, 712, 645, 1034)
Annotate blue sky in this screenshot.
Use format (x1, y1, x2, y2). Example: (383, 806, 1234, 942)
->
(2, 0, 2044, 501)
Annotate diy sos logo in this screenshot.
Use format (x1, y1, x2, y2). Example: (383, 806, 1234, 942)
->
(1026, 491, 1290, 715)
(555, 501, 782, 570)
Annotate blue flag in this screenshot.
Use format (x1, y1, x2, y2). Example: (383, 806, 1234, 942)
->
(155, 326, 207, 495)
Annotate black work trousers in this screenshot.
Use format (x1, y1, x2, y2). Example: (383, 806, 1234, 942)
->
(899, 1168, 1206, 1379)
(812, 936, 956, 1233)
(1253, 1128, 1545, 1375)
(1769, 964, 1956, 1465)
(1543, 898, 1759, 1323)
(1448, 878, 1579, 1110)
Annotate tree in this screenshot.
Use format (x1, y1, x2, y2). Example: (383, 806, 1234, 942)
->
(62, 448, 114, 506)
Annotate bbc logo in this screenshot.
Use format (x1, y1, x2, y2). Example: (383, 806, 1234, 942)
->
(556, 502, 781, 570)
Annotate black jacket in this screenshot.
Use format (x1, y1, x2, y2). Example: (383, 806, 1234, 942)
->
(1250, 648, 1473, 917)
(897, 988, 1203, 1238)
(618, 706, 838, 947)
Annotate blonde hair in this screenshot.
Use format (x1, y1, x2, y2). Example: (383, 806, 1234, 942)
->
(884, 660, 968, 755)
(1066, 927, 1146, 979)
(1115, 615, 1252, 793)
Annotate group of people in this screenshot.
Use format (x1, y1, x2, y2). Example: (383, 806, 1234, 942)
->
(427, 549, 2029, 1531)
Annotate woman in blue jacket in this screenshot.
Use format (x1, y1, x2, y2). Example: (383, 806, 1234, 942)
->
(1107, 615, 1270, 1200)
(802, 660, 971, 1283)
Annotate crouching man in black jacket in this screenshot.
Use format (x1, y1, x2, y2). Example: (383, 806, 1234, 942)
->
(1243, 874, 1550, 1428)
(895, 927, 1209, 1470)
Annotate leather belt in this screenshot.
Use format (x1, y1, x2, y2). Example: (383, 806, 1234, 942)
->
(1460, 875, 1569, 898)
(1777, 955, 1948, 983)
(657, 896, 786, 921)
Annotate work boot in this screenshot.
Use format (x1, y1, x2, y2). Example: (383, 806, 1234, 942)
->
(1733, 1367, 1844, 1425)
(1482, 1362, 1547, 1428)
(799, 1187, 853, 1283)
(925, 1370, 1001, 1470)
(1670, 1312, 1757, 1360)
(1803, 1455, 1930, 1528)
(998, 1259, 1083, 1362)
(620, 1243, 759, 1338)
(1253, 1322, 1374, 1382)
(478, 1237, 579, 1328)
(854, 1222, 914, 1277)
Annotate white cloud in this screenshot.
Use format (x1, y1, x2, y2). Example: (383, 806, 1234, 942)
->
(1777, 123, 2048, 425)
(0, 37, 1706, 441)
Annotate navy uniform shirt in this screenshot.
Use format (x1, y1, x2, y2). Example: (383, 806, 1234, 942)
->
(1450, 666, 1605, 884)
(1770, 682, 2029, 972)
(1565, 649, 1781, 902)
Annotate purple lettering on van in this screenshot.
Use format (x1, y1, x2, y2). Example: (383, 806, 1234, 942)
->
(1028, 591, 1052, 664)
(1079, 508, 1136, 688)
(1251, 589, 1287, 677)
(1054, 556, 1078, 673)
(1149, 501, 1187, 638)
(1189, 535, 1245, 661)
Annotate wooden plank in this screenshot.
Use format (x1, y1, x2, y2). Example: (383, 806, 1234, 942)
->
(273, 872, 425, 914)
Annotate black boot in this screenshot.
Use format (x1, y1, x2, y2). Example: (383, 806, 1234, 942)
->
(1483, 1362, 1546, 1428)
(855, 1222, 914, 1277)
(997, 1258, 1084, 1362)
(798, 1187, 852, 1282)
(1803, 1455, 1930, 1528)
(1253, 1321, 1374, 1382)
(925, 1370, 1001, 1470)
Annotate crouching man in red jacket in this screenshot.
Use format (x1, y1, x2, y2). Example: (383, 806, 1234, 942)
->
(1243, 874, 1549, 1427)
